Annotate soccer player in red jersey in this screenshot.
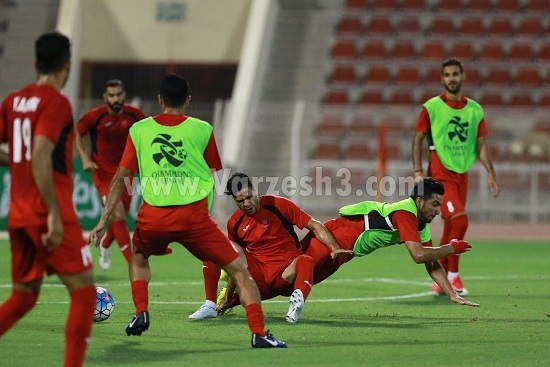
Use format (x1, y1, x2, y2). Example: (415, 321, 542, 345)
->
(88, 74, 287, 348)
(218, 178, 479, 320)
(75, 79, 146, 270)
(0, 32, 95, 367)
(211, 173, 348, 323)
(412, 58, 500, 296)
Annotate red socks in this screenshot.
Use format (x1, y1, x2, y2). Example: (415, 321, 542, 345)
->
(131, 280, 149, 314)
(65, 285, 95, 367)
(440, 214, 469, 273)
(100, 227, 114, 249)
(111, 220, 132, 263)
(0, 289, 38, 336)
(245, 303, 265, 335)
(202, 261, 221, 302)
(294, 255, 314, 300)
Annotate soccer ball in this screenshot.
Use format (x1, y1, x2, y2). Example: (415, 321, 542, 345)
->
(94, 286, 115, 322)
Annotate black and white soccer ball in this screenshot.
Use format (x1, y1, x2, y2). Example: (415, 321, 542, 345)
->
(94, 286, 115, 322)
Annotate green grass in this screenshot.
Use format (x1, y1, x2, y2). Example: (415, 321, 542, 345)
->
(0, 239, 549, 367)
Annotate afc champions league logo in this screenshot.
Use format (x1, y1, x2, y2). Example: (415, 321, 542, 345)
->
(447, 116, 469, 143)
(151, 133, 187, 167)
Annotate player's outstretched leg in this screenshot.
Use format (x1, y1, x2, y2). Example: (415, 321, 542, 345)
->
(285, 289, 305, 324)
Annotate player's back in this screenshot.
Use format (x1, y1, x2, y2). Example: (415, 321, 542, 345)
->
(0, 83, 77, 227)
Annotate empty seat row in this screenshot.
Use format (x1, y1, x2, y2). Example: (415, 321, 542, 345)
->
(344, 0, 549, 13)
(327, 64, 549, 87)
(338, 15, 548, 38)
(332, 39, 550, 62)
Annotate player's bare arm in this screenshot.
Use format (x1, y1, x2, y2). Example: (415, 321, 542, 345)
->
(74, 130, 98, 171)
(477, 136, 500, 198)
(404, 240, 455, 264)
(425, 261, 480, 307)
(32, 135, 63, 250)
(305, 219, 354, 259)
(89, 166, 131, 246)
(412, 130, 426, 178)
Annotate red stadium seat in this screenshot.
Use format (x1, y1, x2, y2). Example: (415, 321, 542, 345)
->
(317, 116, 346, 138)
(429, 16, 456, 36)
(344, 141, 371, 160)
(525, 0, 550, 12)
(328, 65, 358, 85)
(323, 90, 350, 105)
(486, 67, 513, 86)
(479, 92, 505, 105)
(458, 17, 485, 36)
(357, 90, 385, 105)
(313, 141, 342, 160)
(364, 17, 393, 35)
(437, 0, 463, 11)
(364, 66, 392, 84)
(464, 68, 483, 86)
(508, 43, 535, 62)
(421, 41, 446, 60)
(344, 0, 368, 11)
(464, 0, 493, 12)
(349, 115, 377, 137)
(360, 41, 387, 60)
(487, 18, 514, 37)
(508, 92, 534, 107)
(401, 0, 427, 10)
(449, 41, 476, 61)
(394, 66, 422, 85)
(391, 40, 417, 59)
(394, 17, 422, 36)
(478, 42, 506, 61)
(515, 68, 542, 87)
(371, 0, 399, 11)
(516, 17, 544, 37)
(331, 40, 358, 60)
(336, 16, 363, 36)
(538, 44, 550, 61)
(387, 91, 415, 105)
(424, 69, 442, 85)
(495, 0, 522, 12)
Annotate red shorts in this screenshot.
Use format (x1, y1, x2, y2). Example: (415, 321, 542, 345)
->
(94, 175, 133, 211)
(9, 222, 93, 283)
(437, 179, 468, 219)
(132, 219, 239, 267)
(302, 216, 363, 284)
(242, 251, 294, 299)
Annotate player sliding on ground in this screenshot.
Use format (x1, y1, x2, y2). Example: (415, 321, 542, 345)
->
(217, 177, 479, 322)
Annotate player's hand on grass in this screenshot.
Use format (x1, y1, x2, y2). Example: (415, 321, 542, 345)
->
(216, 299, 232, 316)
(330, 248, 355, 260)
(449, 239, 472, 254)
(450, 292, 480, 307)
(88, 222, 106, 248)
(42, 210, 63, 251)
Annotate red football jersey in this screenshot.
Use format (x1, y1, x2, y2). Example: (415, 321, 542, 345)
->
(226, 195, 312, 264)
(0, 84, 78, 227)
(76, 104, 145, 181)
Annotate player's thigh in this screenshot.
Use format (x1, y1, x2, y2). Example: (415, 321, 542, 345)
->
(8, 226, 48, 284)
(47, 221, 93, 276)
(440, 182, 466, 219)
(181, 225, 240, 268)
(132, 227, 173, 256)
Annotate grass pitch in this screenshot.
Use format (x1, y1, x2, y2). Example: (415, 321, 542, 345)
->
(0, 239, 548, 366)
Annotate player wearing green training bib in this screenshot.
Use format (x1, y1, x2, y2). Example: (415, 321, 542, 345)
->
(412, 58, 500, 297)
(301, 178, 480, 312)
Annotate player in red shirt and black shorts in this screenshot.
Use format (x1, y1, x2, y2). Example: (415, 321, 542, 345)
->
(75, 79, 145, 270)
(412, 58, 500, 296)
(0, 32, 95, 367)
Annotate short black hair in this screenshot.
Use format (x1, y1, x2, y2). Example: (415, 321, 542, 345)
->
(104, 79, 124, 90)
(441, 57, 464, 74)
(158, 74, 190, 107)
(410, 177, 445, 200)
(34, 32, 71, 74)
(225, 173, 254, 197)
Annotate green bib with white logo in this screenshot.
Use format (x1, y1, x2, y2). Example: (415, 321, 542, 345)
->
(424, 97, 483, 173)
(339, 198, 431, 257)
(129, 116, 215, 207)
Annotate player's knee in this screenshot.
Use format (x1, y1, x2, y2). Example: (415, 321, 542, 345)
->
(296, 254, 314, 268)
